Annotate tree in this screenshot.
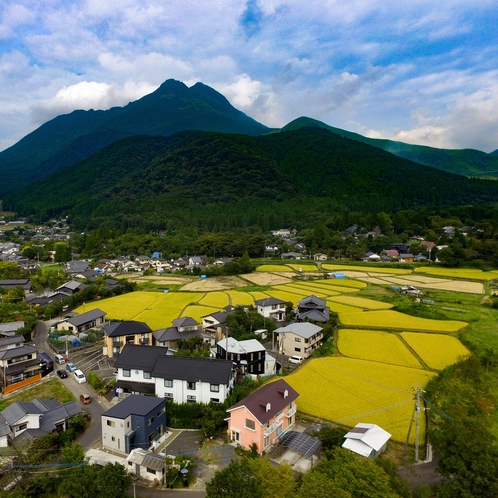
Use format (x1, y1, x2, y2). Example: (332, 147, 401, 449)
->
(248, 457, 296, 498)
(96, 462, 132, 498)
(297, 471, 351, 498)
(54, 242, 71, 263)
(206, 458, 262, 498)
(60, 441, 86, 464)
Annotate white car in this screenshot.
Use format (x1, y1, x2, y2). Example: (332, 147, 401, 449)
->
(74, 369, 86, 384)
(288, 355, 303, 364)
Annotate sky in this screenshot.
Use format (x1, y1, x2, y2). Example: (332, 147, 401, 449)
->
(1, 0, 498, 153)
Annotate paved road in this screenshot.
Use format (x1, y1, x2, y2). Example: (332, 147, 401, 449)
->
(33, 319, 112, 449)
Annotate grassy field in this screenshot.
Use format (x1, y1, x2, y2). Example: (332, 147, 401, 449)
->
(0, 379, 75, 411)
(285, 357, 435, 443)
(339, 310, 468, 332)
(337, 329, 422, 368)
(401, 332, 470, 370)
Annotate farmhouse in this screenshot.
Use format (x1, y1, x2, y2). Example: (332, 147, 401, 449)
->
(295, 295, 330, 323)
(226, 379, 298, 454)
(56, 308, 106, 334)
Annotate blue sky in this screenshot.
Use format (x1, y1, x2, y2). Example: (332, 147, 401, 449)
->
(0, 0, 497, 152)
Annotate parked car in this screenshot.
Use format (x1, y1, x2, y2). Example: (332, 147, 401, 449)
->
(65, 362, 77, 372)
(54, 354, 65, 364)
(74, 369, 86, 384)
(56, 370, 68, 379)
(79, 393, 91, 404)
(288, 355, 303, 364)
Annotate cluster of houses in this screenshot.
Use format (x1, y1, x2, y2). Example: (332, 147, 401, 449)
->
(362, 242, 444, 263)
(0, 242, 37, 271)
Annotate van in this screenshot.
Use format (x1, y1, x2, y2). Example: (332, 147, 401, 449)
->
(55, 354, 65, 365)
(288, 355, 303, 364)
(74, 369, 86, 384)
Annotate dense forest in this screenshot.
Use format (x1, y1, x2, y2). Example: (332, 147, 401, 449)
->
(6, 127, 498, 233)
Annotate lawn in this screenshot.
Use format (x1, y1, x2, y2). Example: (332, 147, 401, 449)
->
(339, 310, 468, 332)
(337, 329, 422, 368)
(285, 356, 435, 443)
(0, 379, 75, 411)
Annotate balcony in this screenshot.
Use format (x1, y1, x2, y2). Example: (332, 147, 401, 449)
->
(264, 423, 277, 436)
(287, 405, 297, 417)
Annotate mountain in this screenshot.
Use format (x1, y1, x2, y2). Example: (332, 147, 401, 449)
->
(0, 79, 269, 196)
(7, 127, 498, 232)
(282, 117, 498, 178)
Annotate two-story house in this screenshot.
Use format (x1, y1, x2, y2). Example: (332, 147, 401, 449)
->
(114, 344, 235, 404)
(216, 337, 267, 377)
(295, 295, 330, 324)
(101, 395, 166, 455)
(201, 310, 234, 341)
(104, 321, 153, 358)
(152, 356, 234, 404)
(152, 317, 202, 349)
(0, 336, 40, 392)
(254, 297, 286, 322)
(56, 308, 106, 334)
(273, 322, 323, 359)
(114, 345, 166, 396)
(226, 379, 299, 453)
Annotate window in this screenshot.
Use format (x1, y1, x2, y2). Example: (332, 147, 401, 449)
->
(143, 371, 151, 379)
(148, 417, 154, 426)
(295, 337, 301, 342)
(264, 435, 270, 448)
(210, 384, 219, 392)
(187, 381, 196, 390)
(107, 420, 115, 427)
(245, 418, 255, 430)
(164, 379, 173, 388)
(137, 421, 140, 428)
(157, 407, 165, 416)
(17, 423, 27, 432)
(111, 436, 115, 442)
(122, 369, 130, 377)
(147, 468, 156, 475)
(128, 461, 133, 466)
(295, 347, 301, 352)
(211, 398, 220, 404)
(127, 421, 130, 428)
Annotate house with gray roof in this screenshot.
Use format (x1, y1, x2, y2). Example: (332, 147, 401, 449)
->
(201, 310, 234, 339)
(216, 337, 270, 377)
(101, 395, 166, 455)
(56, 308, 106, 335)
(0, 321, 24, 337)
(152, 317, 202, 349)
(126, 448, 166, 481)
(0, 336, 41, 390)
(254, 297, 287, 322)
(296, 295, 330, 324)
(1, 397, 81, 445)
(0, 279, 31, 293)
(104, 321, 153, 358)
(274, 322, 323, 359)
(55, 280, 87, 295)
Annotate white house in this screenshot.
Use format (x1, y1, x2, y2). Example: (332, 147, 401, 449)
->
(342, 423, 391, 459)
(254, 297, 286, 322)
(126, 448, 165, 482)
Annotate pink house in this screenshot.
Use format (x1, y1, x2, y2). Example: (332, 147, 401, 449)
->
(226, 379, 299, 453)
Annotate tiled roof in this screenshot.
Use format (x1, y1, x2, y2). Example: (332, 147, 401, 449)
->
(68, 308, 106, 327)
(274, 322, 323, 339)
(105, 321, 152, 337)
(115, 344, 166, 370)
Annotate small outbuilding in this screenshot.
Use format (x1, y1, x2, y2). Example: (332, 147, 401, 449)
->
(342, 423, 391, 459)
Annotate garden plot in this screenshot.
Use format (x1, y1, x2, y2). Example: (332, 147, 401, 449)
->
(401, 332, 470, 370)
(285, 357, 435, 443)
(339, 310, 467, 332)
(337, 329, 422, 368)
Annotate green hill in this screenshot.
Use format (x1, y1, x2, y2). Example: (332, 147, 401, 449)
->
(282, 117, 498, 178)
(0, 79, 269, 196)
(7, 127, 498, 232)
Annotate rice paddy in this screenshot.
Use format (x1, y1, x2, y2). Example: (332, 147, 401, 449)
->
(256, 265, 294, 272)
(337, 329, 422, 368)
(339, 310, 468, 332)
(400, 332, 470, 370)
(322, 264, 412, 275)
(285, 356, 435, 443)
(414, 267, 498, 281)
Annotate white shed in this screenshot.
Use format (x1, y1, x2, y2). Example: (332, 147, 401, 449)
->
(342, 423, 391, 459)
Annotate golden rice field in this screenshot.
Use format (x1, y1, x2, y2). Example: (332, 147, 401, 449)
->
(182, 305, 221, 322)
(267, 290, 317, 304)
(285, 357, 435, 443)
(198, 292, 230, 308)
(414, 267, 498, 281)
(339, 310, 468, 332)
(401, 332, 470, 370)
(322, 264, 412, 275)
(287, 264, 320, 272)
(327, 301, 365, 314)
(132, 309, 180, 331)
(308, 279, 368, 289)
(337, 329, 421, 368)
(329, 295, 393, 310)
(225, 290, 253, 306)
(256, 265, 293, 272)
(249, 291, 271, 301)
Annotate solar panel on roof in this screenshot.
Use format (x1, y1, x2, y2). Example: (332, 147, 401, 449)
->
(278, 431, 321, 458)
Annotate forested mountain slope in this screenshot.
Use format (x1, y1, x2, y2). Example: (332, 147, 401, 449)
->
(0, 79, 269, 195)
(283, 117, 498, 178)
(7, 127, 498, 232)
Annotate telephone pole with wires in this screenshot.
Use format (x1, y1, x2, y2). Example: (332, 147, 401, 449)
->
(404, 385, 426, 462)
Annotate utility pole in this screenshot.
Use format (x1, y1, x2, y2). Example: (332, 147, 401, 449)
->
(404, 385, 425, 462)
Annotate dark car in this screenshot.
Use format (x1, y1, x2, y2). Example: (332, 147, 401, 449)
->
(56, 369, 68, 379)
